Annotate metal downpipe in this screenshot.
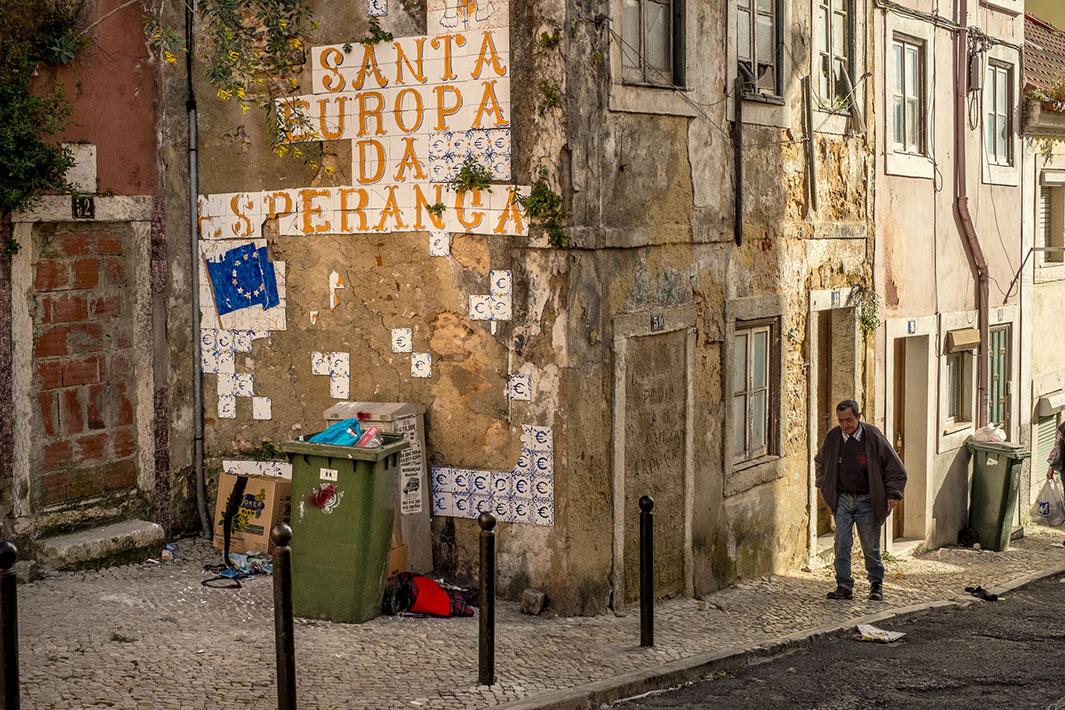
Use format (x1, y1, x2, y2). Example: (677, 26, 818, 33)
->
(953, 0, 990, 428)
(186, 1, 211, 538)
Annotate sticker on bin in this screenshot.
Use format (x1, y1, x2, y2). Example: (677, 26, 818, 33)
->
(320, 467, 339, 482)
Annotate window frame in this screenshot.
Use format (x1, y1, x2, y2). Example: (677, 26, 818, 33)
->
(814, 0, 856, 111)
(736, 0, 785, 100)
(620, 0, 687, 89)
(732, 318, 779, 464)
(985, 61, 1014, 168)
(890, 34, 925, 157)
(944, 351, 974, 429)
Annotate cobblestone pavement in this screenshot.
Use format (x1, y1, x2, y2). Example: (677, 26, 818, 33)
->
(16, 526, 1065, 709)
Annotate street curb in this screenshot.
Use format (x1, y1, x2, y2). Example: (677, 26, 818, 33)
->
(497, 563, 1065, 710)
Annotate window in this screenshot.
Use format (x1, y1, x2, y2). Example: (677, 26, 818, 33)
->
(891, 36, 924, 155)
(815, 0, 853, 109)
(621, 0, 685, 87)
(945, 352, 973, 426)
(733, 321, 777, 462)
(1039, 182, 1065, 265)
(1037, 414, 1062, 468)
(737, 0, 782, 96)
(985, 62, 1013, 167)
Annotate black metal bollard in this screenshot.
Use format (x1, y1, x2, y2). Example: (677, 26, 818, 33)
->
(1, 540, 19, 710)
(478, 512, 496, 686)
(639, 496, 654, 648)
(271, 524, 296, 710)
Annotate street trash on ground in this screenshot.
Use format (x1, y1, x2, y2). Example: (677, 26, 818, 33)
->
(1032, 480, 1065, 527)
(381, 573, 477, 617)
(161, 544, 176, 562)
(965, 585, 1000, 602)
(202, 552, 273, 589)
(972, 424, 1007, 443)
(852, 624, 905, 643)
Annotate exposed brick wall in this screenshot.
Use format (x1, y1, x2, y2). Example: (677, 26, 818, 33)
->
(32, 224, 138, 508)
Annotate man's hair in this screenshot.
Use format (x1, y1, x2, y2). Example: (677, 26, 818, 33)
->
(836, 399, 861, 418)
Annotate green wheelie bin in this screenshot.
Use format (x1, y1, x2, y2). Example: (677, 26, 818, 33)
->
(280, 433, 408, 623)
(967, 440, 1030, 552)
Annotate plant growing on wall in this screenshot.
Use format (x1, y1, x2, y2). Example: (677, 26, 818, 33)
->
(194, 0, 320, 157)
(851, 286, 881, 335)
(518, 168, 568, 248)
(449, 158, 494, 194)
(426, 202, 446, 217)
(360, 17, 393, 45)
(0, 0, 82, 253)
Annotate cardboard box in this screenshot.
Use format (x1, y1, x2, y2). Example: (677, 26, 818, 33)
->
(387, 543, 408, 580)
(212, 471, 291, 556)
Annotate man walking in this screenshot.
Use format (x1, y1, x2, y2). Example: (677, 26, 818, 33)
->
(815, 400, 907, 601)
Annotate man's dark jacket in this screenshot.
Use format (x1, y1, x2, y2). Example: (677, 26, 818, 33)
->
(815, 423, 908, 526)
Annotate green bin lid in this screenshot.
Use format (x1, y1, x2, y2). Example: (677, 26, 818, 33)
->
(966, 439, 1031, 459)
(279, 431, 409, 461)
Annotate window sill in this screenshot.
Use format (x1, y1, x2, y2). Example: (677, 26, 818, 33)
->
(726, 454, 784, 496)
(733, 453, 781, 473)
(622, 79, 686, 91)
(983, 159, 1019, 187)
(609, 81, 697, 117)
(943, 422, 973, 436)
(885, 150, 934, 180)
(1035, 263, 1065, 283)
(743, 92, 785, 106)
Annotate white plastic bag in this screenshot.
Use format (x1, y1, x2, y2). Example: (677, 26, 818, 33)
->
(1032, 480, 1065, 527)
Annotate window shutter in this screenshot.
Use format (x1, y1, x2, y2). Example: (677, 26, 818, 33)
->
(1037, 416, 1058, 465)
(1040, 186, 1052, 250)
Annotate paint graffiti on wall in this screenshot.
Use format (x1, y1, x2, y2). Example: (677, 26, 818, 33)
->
(431, 425, 553, 525)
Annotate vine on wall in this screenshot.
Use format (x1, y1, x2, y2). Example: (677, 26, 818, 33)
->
(0, 0, 82, 251)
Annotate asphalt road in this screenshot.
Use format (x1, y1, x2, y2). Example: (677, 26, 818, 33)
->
(617, 575, 1065, 709)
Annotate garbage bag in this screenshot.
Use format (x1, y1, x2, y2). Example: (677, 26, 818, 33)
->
(1032, 480, 1065, 527)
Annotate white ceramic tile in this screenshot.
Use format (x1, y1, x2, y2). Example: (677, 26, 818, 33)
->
(252, 396, 272, 420)
(216, 374, 237, 396)
(233, 373, 255, 397)
(507, 373, 531, 400)
(490, 269, 512, 297)
(469, 470, 491, 496)
(411, 352, 432, 378)
(428, 232, 451, 256)
(431, 467, 458, 494)
(521, 425, 553, 452)
(217, 394, 236, 419)
(311, 351, 330, 376)
(469, 294, 493, 320)
(391, 328, 413, 353)
(330, 375, 350, 399)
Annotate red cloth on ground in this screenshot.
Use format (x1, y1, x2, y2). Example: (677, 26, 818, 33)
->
(410, 575, 452, 617)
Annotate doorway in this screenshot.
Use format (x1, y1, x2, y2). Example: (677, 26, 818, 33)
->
(890, 335, 930, 544)
(807, 296, 858, 565)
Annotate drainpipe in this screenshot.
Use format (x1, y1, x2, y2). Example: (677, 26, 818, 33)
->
(733, 77, 744, 246)
(953, 0, 990, 428)
(186, 1, 211, 538)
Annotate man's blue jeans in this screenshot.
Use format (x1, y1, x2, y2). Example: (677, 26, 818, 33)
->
(833, 492, 885, 590)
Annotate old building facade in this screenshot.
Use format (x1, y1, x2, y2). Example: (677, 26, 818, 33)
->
(1021, 10, 1065, 512)
(871, 0, 1025, 552)
(23, 0, 1051, 615)
(184, 0, 877, 615)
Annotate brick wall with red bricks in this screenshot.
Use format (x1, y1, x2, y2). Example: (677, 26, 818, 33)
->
(32, 223, 139, 508)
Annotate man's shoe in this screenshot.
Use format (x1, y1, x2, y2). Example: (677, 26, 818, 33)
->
(826, 585, 853, 600)
(869, 582, 884, 601)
